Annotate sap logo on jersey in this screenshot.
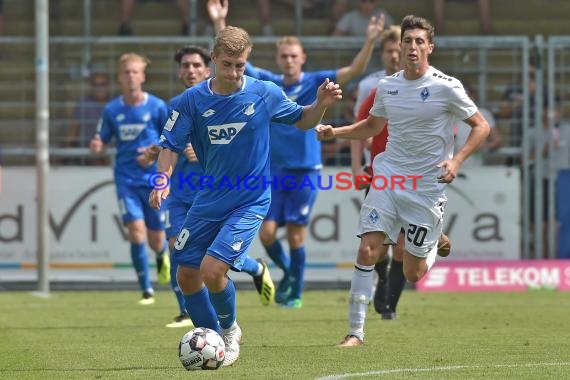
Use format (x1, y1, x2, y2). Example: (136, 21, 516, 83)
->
(119, 124, 146, 141)
(207, 122, 246, 145)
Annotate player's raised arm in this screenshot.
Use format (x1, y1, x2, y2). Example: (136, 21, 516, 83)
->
(295, 79, 342, 130)
(335, 15, 384, 85)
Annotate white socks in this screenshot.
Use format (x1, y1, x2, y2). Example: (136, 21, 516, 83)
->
(426, 243, 438, 271)
(347, 263, 375, 341)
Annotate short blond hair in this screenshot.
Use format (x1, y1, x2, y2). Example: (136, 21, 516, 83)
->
(118, 52, 150, 71)
(276, 36, 304, 52)
(213, 26, 253, 57)
(380, 26, 401, 51)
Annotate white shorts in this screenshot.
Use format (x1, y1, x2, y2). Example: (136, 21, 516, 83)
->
(359, 188, 447, 258)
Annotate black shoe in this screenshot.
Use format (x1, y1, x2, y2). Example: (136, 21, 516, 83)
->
(373, 260, 388, 314)
(118, 23, 132, 36)
(252, 258, 275, 306)
(166, 313, 193, 328)
(381, 311, 397, 320)
(138, 290, 155, 305)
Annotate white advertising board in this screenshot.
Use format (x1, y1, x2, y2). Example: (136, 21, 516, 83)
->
(0, 166, 520, 282)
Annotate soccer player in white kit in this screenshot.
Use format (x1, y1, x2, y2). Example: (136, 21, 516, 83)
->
(316, 14, 490, 347)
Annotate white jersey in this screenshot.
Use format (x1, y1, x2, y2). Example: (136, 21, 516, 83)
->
(353, 69, 386, 117)
(370, 66, 477, 193)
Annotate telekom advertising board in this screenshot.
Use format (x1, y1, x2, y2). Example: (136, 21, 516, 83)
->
(417, 260, 570, 291)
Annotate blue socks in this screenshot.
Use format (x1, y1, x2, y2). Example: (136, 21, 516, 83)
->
(265, 240, 290, 278)
(289, 246, 306, 299)
(130, 242, 151, 292)
(184, 287, 221, 334)
(209, 278, 237, 330)
(240, 256, 262, 276)
(170, 252, 186, 314)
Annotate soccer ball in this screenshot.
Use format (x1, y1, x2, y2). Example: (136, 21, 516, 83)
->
(179, 327, 225, 370)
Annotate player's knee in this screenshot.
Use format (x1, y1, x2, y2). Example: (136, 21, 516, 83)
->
(403, 267, 424, 283)
(356, 245, 378, 266)
(259, 228, 275, 247)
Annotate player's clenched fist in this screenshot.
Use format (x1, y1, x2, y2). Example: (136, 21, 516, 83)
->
(315, 124, 335, 141)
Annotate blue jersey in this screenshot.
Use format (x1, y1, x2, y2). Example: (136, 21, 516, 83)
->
(98, 93, 168, 186)
(160, 76, 304, 221)
(245, 63, 336, 170)
(168, 92, 203, 203)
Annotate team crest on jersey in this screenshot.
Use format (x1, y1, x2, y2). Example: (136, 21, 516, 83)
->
(231, 237, 244, 252)
(243, 103, 255, 116)
(115, 113, 125, 122)
(142, 112, 151, 122)
(368, 209, 379, 224)
(207, 122, 246, 144)
(420, 87, 430, 102)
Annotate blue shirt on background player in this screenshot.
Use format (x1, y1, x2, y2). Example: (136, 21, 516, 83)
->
(149, 25, 341, 367)
(242, 25, 384, 309)
(90, 52, 170, 305)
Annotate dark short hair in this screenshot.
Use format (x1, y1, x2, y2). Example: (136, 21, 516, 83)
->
(401, 15, 435, 43)
(174, 45, 211, 66)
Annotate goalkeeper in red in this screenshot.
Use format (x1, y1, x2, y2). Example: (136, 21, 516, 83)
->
(316, 14, 490, 347)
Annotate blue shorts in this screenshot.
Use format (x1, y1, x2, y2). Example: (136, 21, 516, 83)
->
(165, 196, 193, 239)
(265, 168, 319, 226)
(173, 209, 263, 271)
(116, 183, 165, 230)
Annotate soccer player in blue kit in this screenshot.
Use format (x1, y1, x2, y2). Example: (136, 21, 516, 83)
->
(143, 45, 276, 328)
(149, 26, 342, 366)
(207, 0, 385, 308)
(90, 52, 170, 305)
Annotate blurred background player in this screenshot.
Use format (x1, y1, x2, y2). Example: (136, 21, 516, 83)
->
(208, 0, 384, 309)
(149, 25, 341, 365)
(89, 52, 170, 305)
(350, 25, 406, 320)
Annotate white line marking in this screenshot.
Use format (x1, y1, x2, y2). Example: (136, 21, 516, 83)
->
(315, 362, 570, 380)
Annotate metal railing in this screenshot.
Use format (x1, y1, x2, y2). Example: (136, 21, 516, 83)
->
(2, 34, 565, 261)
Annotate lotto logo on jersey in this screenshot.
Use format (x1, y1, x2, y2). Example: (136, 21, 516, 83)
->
(119, 123, 146, 141)
(207, 122, 246, 145)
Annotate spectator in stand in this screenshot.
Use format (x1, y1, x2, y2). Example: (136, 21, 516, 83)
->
(432, 0, 492, 35)
(255, 0, 348, 36)
(64, 69, 112, 165)
(497, 63, 537, 164)
(332, 0, 393, 36)
(118, 0, 207, 36)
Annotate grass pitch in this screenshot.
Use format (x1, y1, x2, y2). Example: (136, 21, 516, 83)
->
(1, 289, 569, 379)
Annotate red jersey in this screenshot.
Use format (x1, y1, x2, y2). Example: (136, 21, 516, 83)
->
(357, 88, 388, 173)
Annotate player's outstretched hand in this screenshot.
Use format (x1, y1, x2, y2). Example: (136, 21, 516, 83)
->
(89, 136, 103, 154)
(315, 124, 335, 141)
(137, 144, 161, 167)
(207, 0, 229, 24)
(366, 13, 385, 41)
(317, 78, 342, 107)
(149, 187, 170, 210)
(437, 159, 460, 183)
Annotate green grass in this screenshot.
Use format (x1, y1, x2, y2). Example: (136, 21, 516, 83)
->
(1, 290, 569, 379)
